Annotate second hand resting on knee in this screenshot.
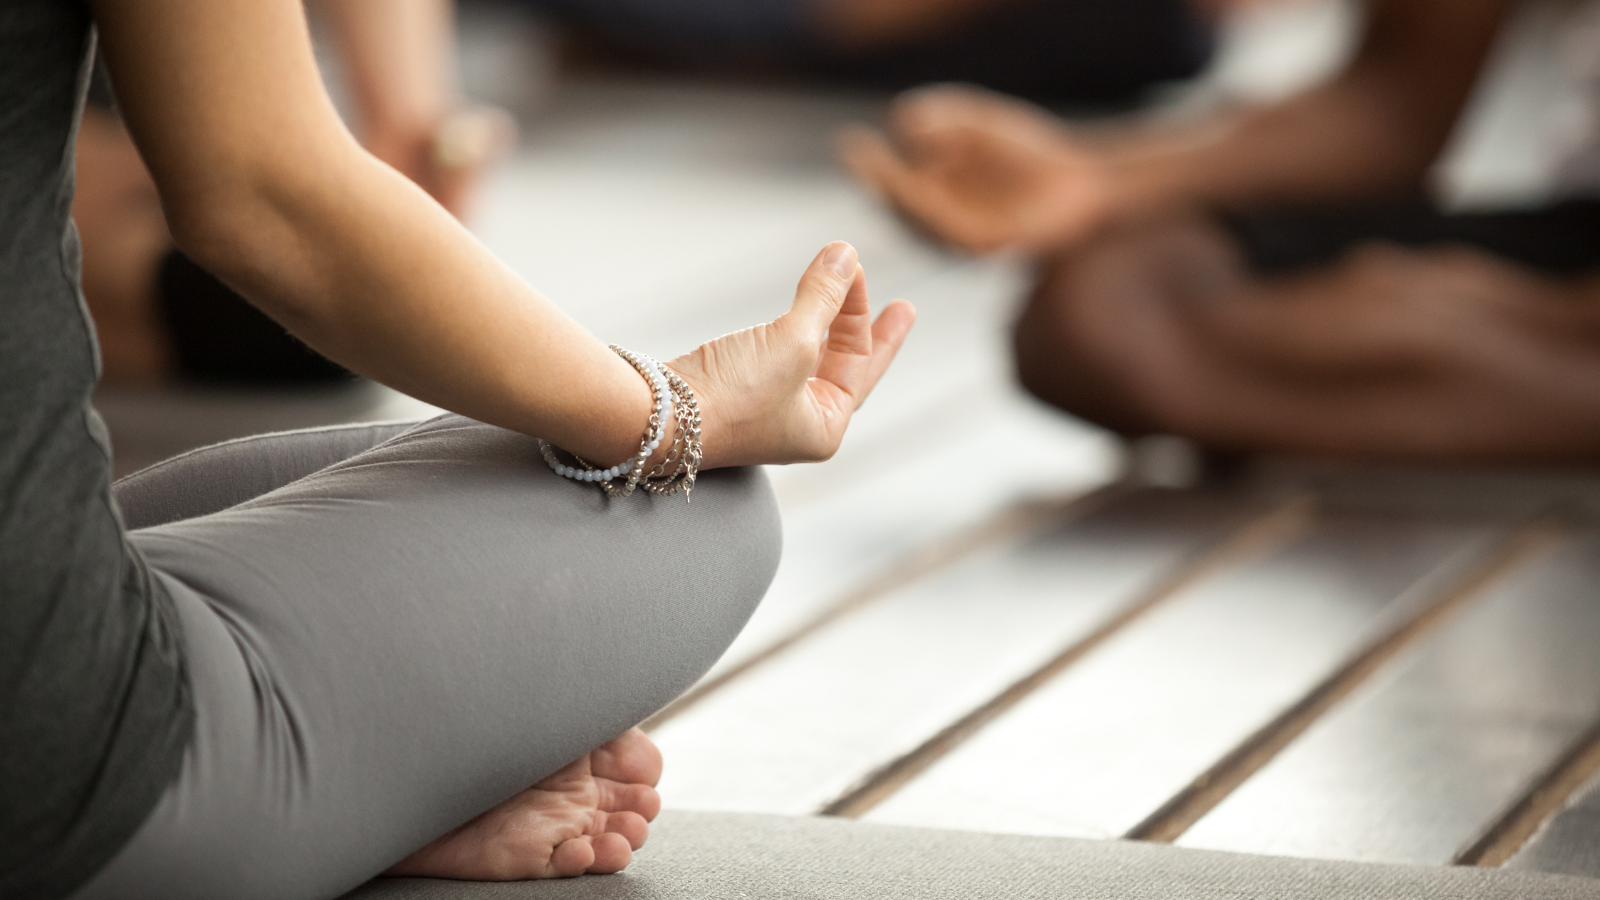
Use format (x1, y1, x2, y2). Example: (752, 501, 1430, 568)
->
(839, 0, 1514, 253)
(91, 0, 916, 878)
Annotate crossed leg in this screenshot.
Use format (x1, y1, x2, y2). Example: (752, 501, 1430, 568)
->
(1013, 213, 1600, 463)
(79, 415, 781, 900)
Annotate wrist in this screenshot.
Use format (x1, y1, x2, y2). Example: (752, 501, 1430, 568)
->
(1031, 147, 1127, 249)
(1097, 119, 1246, 223)
(539, 346, 703, 497)
(586, 348, 691, 472)
(665, 352, 728, 470)
(592, 349, 668, 469)
(1096, 153, 1170, 226)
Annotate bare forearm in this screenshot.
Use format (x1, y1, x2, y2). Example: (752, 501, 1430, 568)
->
(197, 148, 653, 467)
(1105, 75, 1446, 213)
(1100, 0, 1512, 215)
(95, 0, 651, 467)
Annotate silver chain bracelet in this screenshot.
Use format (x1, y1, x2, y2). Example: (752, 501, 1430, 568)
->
(537, 345, 702, 502)
(639, 364, 701, 501)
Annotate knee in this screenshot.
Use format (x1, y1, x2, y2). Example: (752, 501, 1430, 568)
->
(633, 466, 781, 684)
(1012, 264, 1071, 409)
(681, 466, 783, 622)
(1010, 252, 1163, 438)
(505, 466, 781, 740)
(1012, 257, 1122, 418)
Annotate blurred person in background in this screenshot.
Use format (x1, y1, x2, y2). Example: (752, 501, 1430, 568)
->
(846, 0, 1600, 464)
(76, 0, 513, 387)
(530, 0, 1219, 103)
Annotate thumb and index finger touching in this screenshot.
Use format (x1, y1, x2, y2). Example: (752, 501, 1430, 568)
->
(786, 241, 916, 411)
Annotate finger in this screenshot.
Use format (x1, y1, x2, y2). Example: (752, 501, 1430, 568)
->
(863, 93, 1003, 179)
(811, 266, 874, 397)
(783, 241, 860, 339)
(838, 128, 993, 252)
(840, 125, 967, 207)
(596, 778, 662, 821)
(549, 836, 596, 877)
(590, 727, 663, 787)
(600, 809, 650, 850)
(890, 85, 992, 143)
(896, 82, 1058, 141)
(856, 299, 917, 407)
(838, 126, 916, 196)
(587, 832, 633, 875)
(885, 120, 988, 178)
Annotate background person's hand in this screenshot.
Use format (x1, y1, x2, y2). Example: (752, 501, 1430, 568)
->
(364, 105, 517, 219)
(669, 242, 917, 469)
(840, 85, 1117, 254)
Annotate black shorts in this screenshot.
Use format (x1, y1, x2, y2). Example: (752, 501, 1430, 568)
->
(1220, 199, 1600, 278)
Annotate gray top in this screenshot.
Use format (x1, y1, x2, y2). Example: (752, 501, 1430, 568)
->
(0, 4, 193, 899)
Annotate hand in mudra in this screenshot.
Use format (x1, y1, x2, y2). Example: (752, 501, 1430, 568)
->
(672, 241, 916, 468)
(840, 85, 1115, 254)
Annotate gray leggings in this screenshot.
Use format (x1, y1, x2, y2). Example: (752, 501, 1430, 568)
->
(73, 415, 781, 900)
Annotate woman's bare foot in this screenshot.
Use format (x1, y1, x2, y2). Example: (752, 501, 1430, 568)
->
(386, 728, 664, 880)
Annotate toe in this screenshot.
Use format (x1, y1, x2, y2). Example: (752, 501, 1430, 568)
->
(588, 832, 633, 874)
(591, 728, 663, 787)
(603, 810, 650, 850)
(597, 779, 661, 820)
(549, 836, 596, 878)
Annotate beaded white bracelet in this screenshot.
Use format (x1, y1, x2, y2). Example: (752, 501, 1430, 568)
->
(638, 363, 702, 500)
(537, 346, 671, 494)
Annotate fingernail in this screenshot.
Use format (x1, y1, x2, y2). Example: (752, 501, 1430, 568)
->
(824, 243, 858, 279)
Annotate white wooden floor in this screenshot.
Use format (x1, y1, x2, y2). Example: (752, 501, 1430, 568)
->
(100, 0, 1600, 879)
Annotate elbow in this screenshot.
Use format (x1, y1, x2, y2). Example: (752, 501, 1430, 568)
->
(165, 199, 252, 284)
(159, 172, 325, 330)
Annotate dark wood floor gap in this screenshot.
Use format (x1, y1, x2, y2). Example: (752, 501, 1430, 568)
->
(641, 484, 1129, 732)
(1456, 713, 1600, 867)
(1126, 518, 1566, 845)
(815, 495, 1318, 819)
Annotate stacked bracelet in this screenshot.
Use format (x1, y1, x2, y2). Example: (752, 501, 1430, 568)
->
(537, 345, 703, 502)
(639, 364, 702, 499)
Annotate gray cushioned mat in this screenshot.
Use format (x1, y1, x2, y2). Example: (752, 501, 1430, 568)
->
(342, 811, 1600, 899)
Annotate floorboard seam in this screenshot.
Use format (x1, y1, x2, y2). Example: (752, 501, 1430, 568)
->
(1126, 517, 1565, 844)
(815, 495, 1318, 819)
(1458, 712, 1600, 867)
(641, 484, 1128, 732)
